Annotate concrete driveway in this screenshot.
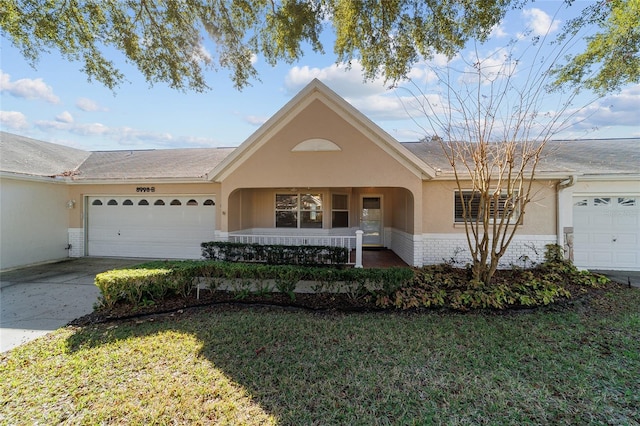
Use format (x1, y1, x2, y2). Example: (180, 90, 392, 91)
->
(0, 258, 143, 353)
(593, 270, 640, 288)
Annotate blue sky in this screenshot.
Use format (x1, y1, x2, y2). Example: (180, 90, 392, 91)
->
(1, 1, 639, 151)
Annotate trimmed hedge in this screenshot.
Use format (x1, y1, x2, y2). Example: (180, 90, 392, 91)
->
(201, 241, 349, 265)
(95, 245, 606, 312)
(95, 260, 414, 308)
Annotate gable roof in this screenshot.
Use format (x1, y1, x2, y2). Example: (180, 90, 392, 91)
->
(0, 131, 90, 178)
(208, 79, 437, 181)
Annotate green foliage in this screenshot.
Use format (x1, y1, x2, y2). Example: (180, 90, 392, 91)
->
(332, 0, 511, 82)
(1, 0, 522, 91)
(376, 250, 608, 311)
(95, 268, 184, 309)
(540, 244, 610, 287)
(273, 265, 302, 301)
(201, 241, 349, 266)
(95, 260, 414, 309)
(96, 246, 607, 312)
(551, 0, 640, 94)
(3, 1, 636, 94)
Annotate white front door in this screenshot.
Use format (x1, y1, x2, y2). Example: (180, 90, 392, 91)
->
(361, 196, 383, 246)
(573, 196, 640, 270)
(87, 195, 216, 259)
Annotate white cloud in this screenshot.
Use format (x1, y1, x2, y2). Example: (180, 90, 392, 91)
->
(521, 9, 561, 37)
(451, 47, 518, 87)
(490, 22, 508, 38)
(284, 62, 414, 121)
(563, 85, 640, 133)
(284, 59, 460, 123)
(192, 43, 213, 63)
(285, 62, 388, 98)
(55, 111, 74, 123)
(244, 115, 268, 126)
(0, 110, 29, 130)
(76, 97, 106, 112)
(36, 119, 108, 136)
(0, 71, 60, 104)
(33, 119, 222, 149)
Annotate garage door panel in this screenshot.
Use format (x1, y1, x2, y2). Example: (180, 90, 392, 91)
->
(614, 215, 637, 227)
(590, 233, 613, 244)
(573, 195, 639, 270)
(89, 241, 205, 259)
(614, 233, 638, 245)
(88, 196, 216, 259)
(616, 252, 639, 265)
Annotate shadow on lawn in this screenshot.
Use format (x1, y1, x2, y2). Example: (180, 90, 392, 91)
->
(63, 283, 640, 425)
(64, 304, 462, 423)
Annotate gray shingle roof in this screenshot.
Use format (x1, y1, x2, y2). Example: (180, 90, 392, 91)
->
(77, 148, 234, 180)
(1, 132, 638, 181)
(401, 138, 640, 176)
(0, 132, 234, 180)
(540, 139, 640, 175)
(0, 132, 90, 177)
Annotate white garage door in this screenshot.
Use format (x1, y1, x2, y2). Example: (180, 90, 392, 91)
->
(88, 196, 216, 259)
(573, 196, 640, 270)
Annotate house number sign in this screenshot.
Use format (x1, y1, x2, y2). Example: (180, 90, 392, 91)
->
(136, 186, 156, 193)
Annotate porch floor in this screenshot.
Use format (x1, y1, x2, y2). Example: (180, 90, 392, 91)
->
(351, 249, 409, 269)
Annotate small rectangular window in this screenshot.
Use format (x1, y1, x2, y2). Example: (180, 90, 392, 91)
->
(300, 194, 323, 228)
(454, 190, 519, 223)
(332, 194, 349, 228)
(276, 194, 298, 228)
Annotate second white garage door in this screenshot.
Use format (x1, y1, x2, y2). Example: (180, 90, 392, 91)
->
(573, 195, 640, 271)
(88, 196, 216, 259)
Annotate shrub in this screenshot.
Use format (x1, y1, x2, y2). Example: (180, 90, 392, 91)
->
(95, 268, 175, 309)
(201, 241, 349, 266)
(376, 251, 607, 311)
(95, 260, 414, 309)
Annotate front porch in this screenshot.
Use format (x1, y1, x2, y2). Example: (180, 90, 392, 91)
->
(353, 249, 409, 268)
(224, 186, 420, 267)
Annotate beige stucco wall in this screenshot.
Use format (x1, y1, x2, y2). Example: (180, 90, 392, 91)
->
(1, 177, 70, 269)
(422, 179, 557, 235)
(227, 186, 414, 233)
(219, 99, 423, 232)
(66, 182, 220, 229)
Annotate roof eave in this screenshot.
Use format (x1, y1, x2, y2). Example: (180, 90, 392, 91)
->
(69, 176, 213, 185)
(0, 171, 71, 183)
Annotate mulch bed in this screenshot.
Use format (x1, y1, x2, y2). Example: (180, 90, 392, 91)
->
(69, 278, 634, 327)
(69, 290, 377, 326)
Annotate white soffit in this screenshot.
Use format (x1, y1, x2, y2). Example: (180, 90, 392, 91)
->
(291, 138, 342, 152)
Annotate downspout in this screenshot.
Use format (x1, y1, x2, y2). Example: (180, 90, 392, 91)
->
(557, 175, 577, 260)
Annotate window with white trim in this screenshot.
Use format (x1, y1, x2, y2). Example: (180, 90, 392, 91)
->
(276, 193, 323, 228)
(332, 194, 349, 228)
(454, 190, 519, 223)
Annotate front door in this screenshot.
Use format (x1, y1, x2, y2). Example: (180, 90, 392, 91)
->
(361, 196, 383, 246)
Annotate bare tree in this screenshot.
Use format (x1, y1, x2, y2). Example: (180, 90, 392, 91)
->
(402, 25, 601, 285)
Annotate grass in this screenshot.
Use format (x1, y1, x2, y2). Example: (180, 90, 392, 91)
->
(1, 284, 639, 425)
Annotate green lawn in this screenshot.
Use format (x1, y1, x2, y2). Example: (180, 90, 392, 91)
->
(1, 285, 639, 425)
